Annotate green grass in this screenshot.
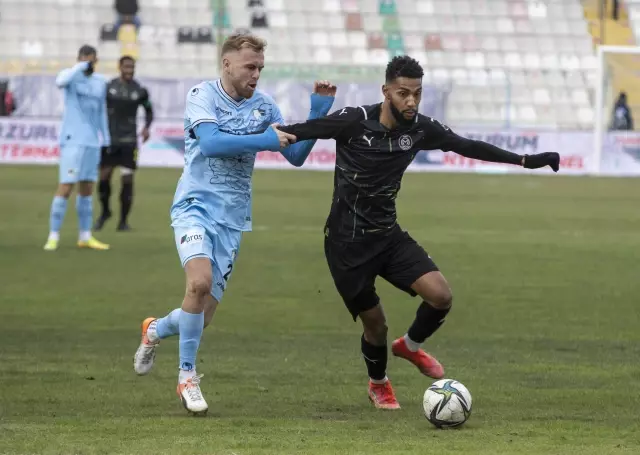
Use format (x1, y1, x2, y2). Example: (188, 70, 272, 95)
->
(1, 165, 639, 455)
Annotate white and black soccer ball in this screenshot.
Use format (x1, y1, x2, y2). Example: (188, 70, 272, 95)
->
(423, 379, 472, 428)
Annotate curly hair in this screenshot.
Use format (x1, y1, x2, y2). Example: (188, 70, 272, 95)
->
(385, 55, 424, 83)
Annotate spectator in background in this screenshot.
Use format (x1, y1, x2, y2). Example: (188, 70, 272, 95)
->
(612, 0, 620, 21)
(0, 80, 16, 117)
(611, 92, 634, 131)
(114, 0, 141, 33)
(250, 7, 268, 28)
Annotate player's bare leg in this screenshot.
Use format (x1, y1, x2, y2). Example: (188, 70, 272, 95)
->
(76, 181, 109, 250)
(174, 257, 213, 415)
(44, 183, 74, 251)
(392, 271, 451, 379)
(94, 166, 113, 231)
(359, 305, 400, 410)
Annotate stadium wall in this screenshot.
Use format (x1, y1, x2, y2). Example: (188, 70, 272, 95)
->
(1, 117, 639, 176)
(3, 75, 447, 122)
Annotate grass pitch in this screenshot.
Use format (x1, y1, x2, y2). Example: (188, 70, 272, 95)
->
(1, 165, 639, 455)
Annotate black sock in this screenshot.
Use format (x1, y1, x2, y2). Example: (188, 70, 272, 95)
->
(120, 180, 133, 224)
(361, 334, 387, 381)
(98, 179, 111, 216)
(407, 301, 451, 344)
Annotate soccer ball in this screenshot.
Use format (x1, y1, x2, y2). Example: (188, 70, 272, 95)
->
(423, 379, 472, 428)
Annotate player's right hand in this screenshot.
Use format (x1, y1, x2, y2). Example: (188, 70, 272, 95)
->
(271, 123, 297, 149)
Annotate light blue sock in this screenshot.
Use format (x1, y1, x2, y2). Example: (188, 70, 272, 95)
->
(49, 196, 68, 233)
(178, 310, 204, 371)
(156, 308, 181, 339)
(76, 195, 93, 234)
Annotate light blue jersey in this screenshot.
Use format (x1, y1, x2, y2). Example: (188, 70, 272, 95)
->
(55, 62, 110, 184)
(171, 79, 284, 231)
(170, 78, 334, 301)
(56, 62, 110, 148)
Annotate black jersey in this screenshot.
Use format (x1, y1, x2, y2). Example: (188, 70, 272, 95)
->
(279, 103, 522, 242)
(106, 78, 153, 145)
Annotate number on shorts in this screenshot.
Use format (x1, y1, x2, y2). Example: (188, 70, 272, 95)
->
(223, 263, 233, 282)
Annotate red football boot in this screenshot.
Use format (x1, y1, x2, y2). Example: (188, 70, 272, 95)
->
(391, 336, 444, 379)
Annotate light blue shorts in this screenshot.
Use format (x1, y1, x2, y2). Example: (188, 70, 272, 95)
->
(59, 145, 101, 184)
(172, 207, 243, 302)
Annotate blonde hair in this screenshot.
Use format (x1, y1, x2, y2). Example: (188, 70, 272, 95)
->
(221, 32, 267, 55)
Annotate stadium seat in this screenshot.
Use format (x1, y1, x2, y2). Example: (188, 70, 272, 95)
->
(0, 0, 599, 129)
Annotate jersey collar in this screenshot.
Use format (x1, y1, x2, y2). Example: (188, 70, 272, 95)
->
(361, 103, 419, 133)
(215, 79, 246, 107)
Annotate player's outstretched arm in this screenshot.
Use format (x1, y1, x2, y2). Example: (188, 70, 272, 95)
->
(185, 84, 295, 158)
(427, 119, 560, 172)
(278, 81, 336, 167)
(277, 104, 361, 143)
(55, 61, 90, 88)
(195, 122, 292, 158)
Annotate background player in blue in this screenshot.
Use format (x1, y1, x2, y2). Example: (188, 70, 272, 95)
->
(43, 45, 111, 251)
(132, 33, 337, 415)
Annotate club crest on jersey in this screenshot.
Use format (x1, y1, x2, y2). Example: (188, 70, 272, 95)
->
(399, 134, 413, 151)
(131, 91, 139, 100)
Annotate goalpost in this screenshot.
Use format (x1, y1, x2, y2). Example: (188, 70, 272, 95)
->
(593, 44, 640, 175)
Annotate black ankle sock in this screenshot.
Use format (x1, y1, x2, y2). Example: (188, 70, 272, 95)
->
(361, 334, 387, 381)
(120, 181, 133, 224)
(407, 301, 451, 344)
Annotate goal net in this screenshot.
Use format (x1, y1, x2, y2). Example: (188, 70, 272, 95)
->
(594, 45, 640, 175)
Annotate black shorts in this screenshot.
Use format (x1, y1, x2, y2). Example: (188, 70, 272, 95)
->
(324, 226, 439, 321)
(100, 144, 138, 170)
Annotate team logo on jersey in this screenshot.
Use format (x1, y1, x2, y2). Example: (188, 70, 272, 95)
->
(247, 102, 273, 132)
(109, 88, 117, 95)
(191, 88, 199, 95)
(131, 91, 139, 100)
(399, 134, 413, 151)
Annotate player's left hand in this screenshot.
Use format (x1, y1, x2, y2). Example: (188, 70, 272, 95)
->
(523, 152, 560, 172)
(141, 127, 150, 143)
(314, 80, 337, 97)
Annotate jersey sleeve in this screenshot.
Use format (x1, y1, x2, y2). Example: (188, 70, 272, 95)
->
(140, 87, 152, 107)
(420, 117, 522, 165)
(140, 87, 154, 127)
(184, 85, 218, 130)
(278, 106, 363, 142)
(55, 62, 89, 88)
(270, 102, 285, 125)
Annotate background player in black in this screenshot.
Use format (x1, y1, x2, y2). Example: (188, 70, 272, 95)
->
(277, 56, 560, 410)
(95, 55, 153, 231)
